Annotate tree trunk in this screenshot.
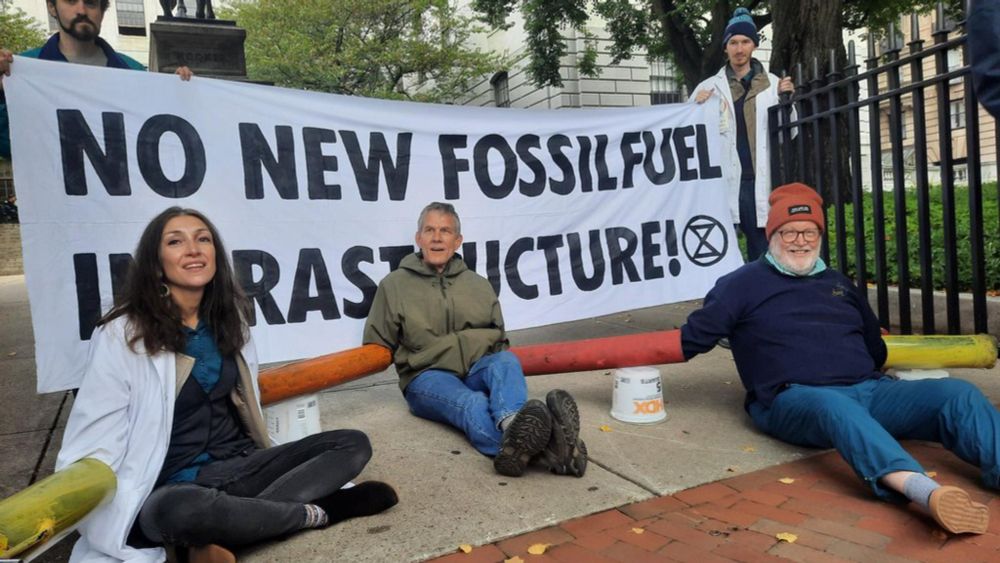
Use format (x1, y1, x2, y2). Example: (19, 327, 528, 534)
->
(769, 0, 852, 206)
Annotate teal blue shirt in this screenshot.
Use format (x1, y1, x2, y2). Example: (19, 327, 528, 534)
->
(165, 320, 222, 483)
(764, 251, 827, 277)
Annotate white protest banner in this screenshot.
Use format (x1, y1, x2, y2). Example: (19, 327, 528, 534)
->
(6, 57, 742, 393)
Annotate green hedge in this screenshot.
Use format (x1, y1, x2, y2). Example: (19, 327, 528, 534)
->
(825, 183, 999, 292)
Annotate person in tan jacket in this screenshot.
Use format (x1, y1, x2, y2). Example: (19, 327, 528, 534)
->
(365, 202, 587, 478)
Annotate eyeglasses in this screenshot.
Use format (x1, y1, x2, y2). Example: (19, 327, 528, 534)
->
(777, 229, 820, 243)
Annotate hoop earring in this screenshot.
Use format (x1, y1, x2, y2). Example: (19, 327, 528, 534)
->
(160, 283, 171, 298)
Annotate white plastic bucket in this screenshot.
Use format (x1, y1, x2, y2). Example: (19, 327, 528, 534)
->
(265, 393, 322, 444)
(610, 366, 666, 424)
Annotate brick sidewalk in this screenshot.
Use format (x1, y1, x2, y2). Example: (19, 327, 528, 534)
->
(427, 442, 1000, 563)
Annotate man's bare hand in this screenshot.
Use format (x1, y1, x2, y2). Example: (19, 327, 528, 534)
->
(175, 66, 193, 81)
(0, 49, 13, 90)
(0, 49, 12, 77)
(694, 89, 713, 104)
(778, 76, 794, 94)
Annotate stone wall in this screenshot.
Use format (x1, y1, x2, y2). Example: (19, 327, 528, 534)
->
(0, 224, 23, 276)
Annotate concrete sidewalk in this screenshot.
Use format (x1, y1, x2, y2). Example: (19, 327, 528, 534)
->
(1, 273, 998, 562)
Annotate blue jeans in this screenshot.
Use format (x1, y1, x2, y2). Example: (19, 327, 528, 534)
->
(748, 377, 1000, 500)
(404, 351, 527, 456)
(738, 177, 767, 260)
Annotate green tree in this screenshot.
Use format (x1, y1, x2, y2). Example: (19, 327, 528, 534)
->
(472, 0, 961, 92)
(0, 0, 47, 54)
(221, 0, 504, 102)
(472, 0, 961, 204)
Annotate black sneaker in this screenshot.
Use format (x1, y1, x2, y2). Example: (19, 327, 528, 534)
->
(312, 481, 399, 527)
(534, 389, 588, 477)
(494, 399, 552, 477)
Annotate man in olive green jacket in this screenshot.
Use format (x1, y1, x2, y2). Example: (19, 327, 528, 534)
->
(364, 202, 586, 477)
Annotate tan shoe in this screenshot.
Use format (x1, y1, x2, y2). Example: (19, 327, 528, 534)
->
(928, 485, 990, 534)
(188, 544, 236, 563)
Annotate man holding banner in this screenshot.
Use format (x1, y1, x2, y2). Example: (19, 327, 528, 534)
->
(364, 202, 587, 478)
(690, 8, 794, 261)
(0, 0, 192, 159)
(678, 183, 1000, 535)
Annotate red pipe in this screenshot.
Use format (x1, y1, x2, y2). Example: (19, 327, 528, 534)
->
(512, 329, 685, 375)
(258, 330, 687, 405)
(259, 344, 392, 405)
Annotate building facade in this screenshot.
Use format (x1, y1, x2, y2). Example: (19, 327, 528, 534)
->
(874, 14, 996, 186)
(453, 11, 691, 110)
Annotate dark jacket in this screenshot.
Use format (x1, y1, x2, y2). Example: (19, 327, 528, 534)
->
(970, 0, 1000, 119)
(0, 33, 144, 159)
(363, 253, 508, 391)
(680, 258, 886, 408)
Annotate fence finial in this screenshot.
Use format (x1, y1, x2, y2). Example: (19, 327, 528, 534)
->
(934, 1, 949, 34)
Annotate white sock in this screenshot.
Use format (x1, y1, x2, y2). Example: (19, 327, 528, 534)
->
(902, 473, 940, 510)
(499, 413, 516, 432)
(303, 503, 329, 528)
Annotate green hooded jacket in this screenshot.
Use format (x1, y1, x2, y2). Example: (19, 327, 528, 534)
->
(363, 253, 508, 391)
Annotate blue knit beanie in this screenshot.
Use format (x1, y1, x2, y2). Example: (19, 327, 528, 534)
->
(723, 7, 759, 46)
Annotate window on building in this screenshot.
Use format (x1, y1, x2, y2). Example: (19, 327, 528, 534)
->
(947, 48, 963, 85)
(950, 99, 966, 129)
(491, 72, 510, 108)
(116, 0, 147, 36)
(883, 108, 909, 140)
(954, 164, 968, 183)
(649, 58, 684, 105)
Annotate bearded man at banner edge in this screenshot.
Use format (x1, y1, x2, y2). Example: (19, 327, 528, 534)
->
(364, 201, 588, 478)
(675, 182, 1000, 535)
(0, 0, 193, 160)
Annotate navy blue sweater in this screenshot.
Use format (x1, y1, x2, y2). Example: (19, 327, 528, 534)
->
(681, 259, 886, 408)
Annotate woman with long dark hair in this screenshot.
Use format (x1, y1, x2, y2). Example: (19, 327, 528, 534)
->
(56, 207, 398, 562)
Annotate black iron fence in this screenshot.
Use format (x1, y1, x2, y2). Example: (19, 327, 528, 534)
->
(769, 2, 997, 335)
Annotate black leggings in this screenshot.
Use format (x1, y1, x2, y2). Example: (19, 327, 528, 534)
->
(134, 429, 371, 547)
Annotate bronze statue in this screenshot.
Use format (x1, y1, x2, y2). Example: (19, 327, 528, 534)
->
(159, 0, 215, 20)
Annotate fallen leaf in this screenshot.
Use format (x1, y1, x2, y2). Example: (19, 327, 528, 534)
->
(458, 544, 472, 554)
(778, 477, 795, 484)
(742, 445, 756, 453)
(631, 528, 645, 534)
(775, 532, 797, 543)
(926, 471, 937, 478)
(505, 557, 525, 563)
(526, 544, 549, 555)
(599, 424, 613, 432)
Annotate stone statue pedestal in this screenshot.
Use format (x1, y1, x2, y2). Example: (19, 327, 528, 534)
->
(149, 17, 247, 79)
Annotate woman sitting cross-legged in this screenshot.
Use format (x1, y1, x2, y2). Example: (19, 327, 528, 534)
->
(56, 207, 398, 562)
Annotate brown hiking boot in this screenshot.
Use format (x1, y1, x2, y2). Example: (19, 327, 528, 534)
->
(494, 399, 552, 477)
(928, 485, 989, 534)
(533, 389, 587, 477)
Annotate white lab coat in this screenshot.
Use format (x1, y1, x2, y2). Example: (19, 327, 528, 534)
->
(56, 315, 269, 562)
(688, 63, 793, 226)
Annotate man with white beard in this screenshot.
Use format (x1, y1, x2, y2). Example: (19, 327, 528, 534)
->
(677, 182, 1000, 535)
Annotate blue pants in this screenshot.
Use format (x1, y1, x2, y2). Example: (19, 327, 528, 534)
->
(404, 351, 527, 456)
(748, 377, 1000, 500)
(738, 177, 768, 260)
